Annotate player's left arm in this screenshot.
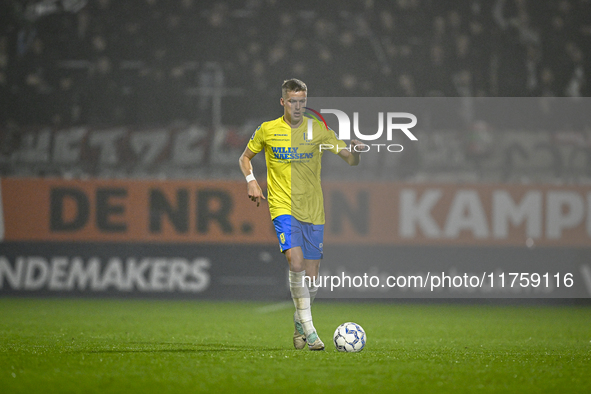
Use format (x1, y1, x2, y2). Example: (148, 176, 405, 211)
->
(337, 140, 366, 166)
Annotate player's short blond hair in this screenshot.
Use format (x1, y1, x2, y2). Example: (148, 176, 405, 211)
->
(282, 78, 307, 98)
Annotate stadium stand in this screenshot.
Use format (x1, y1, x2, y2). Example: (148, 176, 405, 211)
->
(0, 0, 589, 181)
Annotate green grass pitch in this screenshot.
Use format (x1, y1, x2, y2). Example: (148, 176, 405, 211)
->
(1, 298, 590, 393)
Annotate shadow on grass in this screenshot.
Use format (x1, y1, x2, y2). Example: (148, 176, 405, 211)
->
(68, 343, 285, 353)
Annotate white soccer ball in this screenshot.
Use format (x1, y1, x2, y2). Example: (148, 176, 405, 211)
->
(333, 322, 366, 352)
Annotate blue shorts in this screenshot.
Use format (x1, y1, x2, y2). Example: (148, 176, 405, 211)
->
(272, 215, 324, 260)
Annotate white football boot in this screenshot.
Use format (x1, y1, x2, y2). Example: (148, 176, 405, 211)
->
(306, 332, 325, 351)
(293, 312, 307, 350)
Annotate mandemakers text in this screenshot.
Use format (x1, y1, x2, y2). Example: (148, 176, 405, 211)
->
(0, 256, 211, 292)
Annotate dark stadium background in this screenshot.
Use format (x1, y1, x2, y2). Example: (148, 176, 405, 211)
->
(0, 0, 590, 301)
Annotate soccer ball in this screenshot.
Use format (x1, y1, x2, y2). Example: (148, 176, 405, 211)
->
(333, 322, 366, 352)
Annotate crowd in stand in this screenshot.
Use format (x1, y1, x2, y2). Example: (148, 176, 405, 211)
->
(0, 0, 589, 129)
(0, 0, 591, 126)
(0, 0, 591, 182)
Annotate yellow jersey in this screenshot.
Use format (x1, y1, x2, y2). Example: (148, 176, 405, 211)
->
(247, 116, 346, 225)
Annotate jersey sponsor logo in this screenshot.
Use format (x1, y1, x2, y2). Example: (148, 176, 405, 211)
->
(271, 147, 313, 160)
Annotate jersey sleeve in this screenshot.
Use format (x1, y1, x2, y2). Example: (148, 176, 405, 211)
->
(247, 124, 265, 153)
(323, 126, 348, 155)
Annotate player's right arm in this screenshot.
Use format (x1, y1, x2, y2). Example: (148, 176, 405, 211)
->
(239, 146, 266, 207)
(240, 123, 266, 207)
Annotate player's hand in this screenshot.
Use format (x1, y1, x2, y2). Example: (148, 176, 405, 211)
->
(350, 139, 367, 154)
(247, 180, 266, 207)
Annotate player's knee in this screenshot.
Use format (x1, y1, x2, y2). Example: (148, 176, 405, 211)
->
(285, 249, 305, 271)
(291, 263, 305, 273)
(288, 259, 305, 272)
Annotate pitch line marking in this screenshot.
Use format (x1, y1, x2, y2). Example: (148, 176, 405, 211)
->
(256, 302, 293, 314)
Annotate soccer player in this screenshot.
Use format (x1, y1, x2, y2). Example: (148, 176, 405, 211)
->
(238, 79, 364, 350)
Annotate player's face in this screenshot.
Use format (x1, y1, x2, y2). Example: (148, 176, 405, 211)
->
(281, 90, 307, 126)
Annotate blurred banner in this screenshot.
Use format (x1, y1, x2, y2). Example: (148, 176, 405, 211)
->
(2, 98, 590, 183)
(1, 178, 590, 247)
(0, 178, 275, 244)
(1, 177, 590, 298)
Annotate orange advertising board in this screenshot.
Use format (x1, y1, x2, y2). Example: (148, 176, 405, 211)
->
(1, 178, 590, 246)
(0, 178, 276, 244)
